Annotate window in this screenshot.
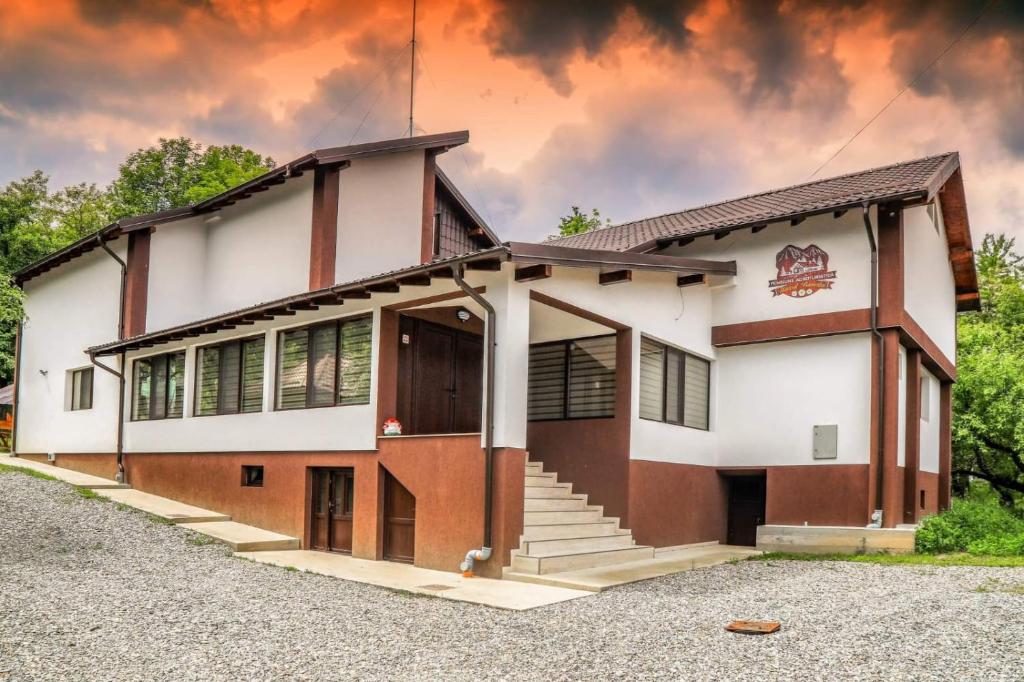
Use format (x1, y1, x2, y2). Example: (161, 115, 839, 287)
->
(527, 335, 616, 421)
(70, 368, 93, 411)
(275, 315, 372, 410)
(639, 336, 710, 430)
(132, 351, 185, 421)
(241, 465, 264, 487)
(196, 336, 265, 416)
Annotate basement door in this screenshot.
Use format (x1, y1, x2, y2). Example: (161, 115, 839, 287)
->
(383, 471, 416, 563)
(726, 474, 766, 547)
(397, 317, 483, 435)
(310, 468, 355, 554)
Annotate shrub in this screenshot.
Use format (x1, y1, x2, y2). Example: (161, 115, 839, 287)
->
(915, 500, 1024, 554)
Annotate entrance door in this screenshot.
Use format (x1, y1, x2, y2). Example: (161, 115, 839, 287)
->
(383, 471, 416, 563)
(726, 474, 766, 547)
(309, 468, 354, 554)
(398, 317, 483, 435)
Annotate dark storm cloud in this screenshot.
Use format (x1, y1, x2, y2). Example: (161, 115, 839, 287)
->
(76, 0, 205, 27)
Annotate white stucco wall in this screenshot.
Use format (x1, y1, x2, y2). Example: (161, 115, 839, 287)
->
(904, 203, 957, 361)
(17, 247, 124, 454)
(919, 367, 940, 473)
(662, 210, 874, 327)
(714, 333, 873, 467)
(335, 151, 425, 283)
(146, 216, 206, 331)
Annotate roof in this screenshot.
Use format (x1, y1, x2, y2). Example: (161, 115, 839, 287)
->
(435, 165, 501, 246)
(15, 131, 472, 286)
(87, 243, 735, 356)
(549, 153, 961, 252)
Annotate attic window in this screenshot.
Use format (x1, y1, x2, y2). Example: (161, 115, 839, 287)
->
(241, 465, 264, 487)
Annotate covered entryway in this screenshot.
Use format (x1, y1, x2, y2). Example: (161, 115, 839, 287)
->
(309, 468, 355, 554)
(396, 312, 483, 435)
(725, 473, 766, 546)
(383, 470, 416, 563)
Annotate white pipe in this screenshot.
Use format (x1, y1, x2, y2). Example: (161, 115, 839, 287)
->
(459, 546, 492, 576)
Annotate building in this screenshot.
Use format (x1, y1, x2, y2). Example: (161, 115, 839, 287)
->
(11, 131, 977, 578)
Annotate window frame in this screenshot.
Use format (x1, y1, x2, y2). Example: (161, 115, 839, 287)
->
(130, 350, 186, 422)
(70, 367, 94, 411)
(274, 314, 373, 411)
(241, 465, 264, 487)
(527, 333, 617, 422)
(639, 336, 711, 431)
(193, 334, 266, 417)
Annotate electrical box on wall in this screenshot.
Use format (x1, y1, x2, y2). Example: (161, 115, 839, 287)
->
(812, 425, 838, 460)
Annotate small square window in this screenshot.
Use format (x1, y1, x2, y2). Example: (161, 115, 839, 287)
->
(241, 465, 264, 487)
(70, 368, 93, 411)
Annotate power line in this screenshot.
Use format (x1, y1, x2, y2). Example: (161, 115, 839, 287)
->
(347, 46, 411, 145)
(809, 0, 998, 179)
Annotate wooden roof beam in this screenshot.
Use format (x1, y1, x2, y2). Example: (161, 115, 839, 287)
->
(514, 264, 552, 283)
(599, 270, 632, 286)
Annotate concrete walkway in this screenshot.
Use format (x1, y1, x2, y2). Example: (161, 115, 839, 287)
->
(504, 542, 763, 592)
(235, 549, 592, 610)
(0, 454, 128, 489)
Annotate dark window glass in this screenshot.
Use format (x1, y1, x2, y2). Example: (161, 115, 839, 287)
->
(639, 336, 710, 431)
(131, 351, 185, 421)
(71, 368, 93, 411)
(241, 465, 264, 487)
(275, 316, 372, 410)
(527, 335, 615, 421)
(196, 336, 265, 416)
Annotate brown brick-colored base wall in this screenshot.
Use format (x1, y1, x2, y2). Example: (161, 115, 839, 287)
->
(917, 470, 940, 519)
(628, 460, 728, 547)
(100, 437, 524, 578)
(19, 453, 118, 480)
(764, 464, 871, 527)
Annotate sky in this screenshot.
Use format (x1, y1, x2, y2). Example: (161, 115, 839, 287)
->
(0, 0, 1021, 244)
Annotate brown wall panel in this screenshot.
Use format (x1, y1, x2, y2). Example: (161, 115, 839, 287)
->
(20, 453, 118, 480)
(763, 464, 871, 527)
(628, 460, 728, 547)
(917, 470, 940, 518)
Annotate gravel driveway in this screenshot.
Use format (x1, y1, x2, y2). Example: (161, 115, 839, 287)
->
(2, 471, 1023, 681)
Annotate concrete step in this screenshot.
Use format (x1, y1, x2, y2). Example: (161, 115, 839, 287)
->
(524, 473, 558, 487)
(511, 545, 656, 575)
(524, 484, 573, 499)
(523, 496, 591, 512)
(524, 509, 607, 525)
(525, 462, 544, 475)
(521, 521, 624, 541)
(178, 521, 300, 552)
(95, 488, 231, 524)
(520, 533, 635, 556)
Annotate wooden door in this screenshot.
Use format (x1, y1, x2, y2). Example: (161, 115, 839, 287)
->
(410, 322, 455, 434)
(383, 471, 416, 563)
(309, 468, 354, 554)
(726, 474, 766, 547)
(453, 332, 483, 433)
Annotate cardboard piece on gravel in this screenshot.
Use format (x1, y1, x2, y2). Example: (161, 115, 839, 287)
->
(726, 620, 781, 635)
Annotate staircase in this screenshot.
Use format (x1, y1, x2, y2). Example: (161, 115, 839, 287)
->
(508, 460, 654, 575)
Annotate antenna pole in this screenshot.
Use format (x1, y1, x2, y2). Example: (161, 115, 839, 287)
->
(408, 0, 416, 137)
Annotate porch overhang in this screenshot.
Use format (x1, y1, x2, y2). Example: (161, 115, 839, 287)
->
(86, 243, 735, 357)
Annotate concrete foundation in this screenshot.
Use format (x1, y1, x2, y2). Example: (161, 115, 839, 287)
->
(756, 524, 915, 555)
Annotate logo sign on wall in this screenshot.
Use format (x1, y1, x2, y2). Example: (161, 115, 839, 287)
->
(769, 244, 837, 298)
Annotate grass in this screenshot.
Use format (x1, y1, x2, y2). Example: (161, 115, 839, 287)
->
(0, 462, 58, 481)
(187, 534, 218, 546)
(973, 578, 1024, 594)
(752, 551, 1024, 568)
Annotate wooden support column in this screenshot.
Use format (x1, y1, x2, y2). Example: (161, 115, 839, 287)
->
(420, 151, 437, 264)
(870, 329, 903, 526)
(124, 230, 151, 338)
(309, 165, 341, 290)
(938, 381, 953, 511)
(903, 350, 922, 524)
(877, 204, 904, 328)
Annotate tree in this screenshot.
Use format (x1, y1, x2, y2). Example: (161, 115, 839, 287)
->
(108, 138, 274, 218)
(953, 234, 1024, 510)
(558, 206, 609, 237)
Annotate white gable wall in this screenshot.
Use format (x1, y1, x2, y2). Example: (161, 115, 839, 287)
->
(919, 367, 941, 473)
(335, 151, 425, 283)
(17, 246, 124, 454)
(661, 209, 875, 326)
(146, 216, 206, 331)
(904, 203, 956, 361)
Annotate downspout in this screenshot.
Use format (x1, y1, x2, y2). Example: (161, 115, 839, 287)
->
(10, 320, 23, 455)
(862, 204, 885, 528)
(452, 264, 495, 576)
(96, 235, 128, 484)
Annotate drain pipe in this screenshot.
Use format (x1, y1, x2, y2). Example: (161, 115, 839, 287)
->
(96, 235, 128, 483)
(452, 264, 495, 576)
(862, 204, 885, 529)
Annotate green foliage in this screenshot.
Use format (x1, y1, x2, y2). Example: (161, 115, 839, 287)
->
(108, 138, 274, 218)
(914, 499, 1024, 554)
(953, 234, 1024, 508)
(558, 206, 609, 237)
(0, 462, 58, 481)
(752, 551, 1024, 567)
